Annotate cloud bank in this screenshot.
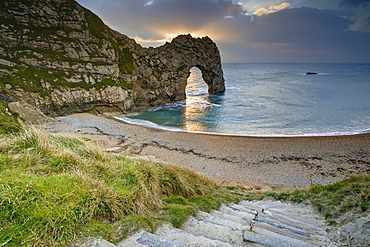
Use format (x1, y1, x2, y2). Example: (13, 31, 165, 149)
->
(76, 0, 370, 63)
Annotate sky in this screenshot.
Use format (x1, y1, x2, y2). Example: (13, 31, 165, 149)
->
(76, 0, 370, 63)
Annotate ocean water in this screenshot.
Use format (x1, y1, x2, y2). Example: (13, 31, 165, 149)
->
(119, 63, 370, 137)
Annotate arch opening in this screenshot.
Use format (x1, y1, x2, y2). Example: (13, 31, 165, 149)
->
(183, 66, 220, 132)
(186, 67, 209, 99)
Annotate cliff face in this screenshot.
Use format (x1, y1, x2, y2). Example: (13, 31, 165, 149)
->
(0, 0, 225, 116)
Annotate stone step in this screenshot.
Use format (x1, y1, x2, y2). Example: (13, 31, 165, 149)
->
(229, 202, 259, 215)
(218, 205, 257, 222)
(260, 208, 326, 233)
(232, 203, 316, 233)
(253, 216, 318, 241)
(239, 201, 326, 232)
(240, 201, 301, 214)
(250, 200, 287, 207)
(241, 200, 323, 222)
(196, 211, 248, 230)
(238, 201, 332, 245)
(155, 224, 235, 247)
(210, 209, 252, 227)
(181, 216, 246, 246)
(78, 199, 338, 247)
(117, 230, 185, 247)
(243, 227, 317, 247)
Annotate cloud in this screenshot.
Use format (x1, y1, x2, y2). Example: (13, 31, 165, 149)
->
(253, 2, 291, 16)
(209, 6, 370, 62)
(76, 0, 370, 63)
(338, 0, 370, 32)
(340, 0, 370, 7)
(78, 0, 246, 42)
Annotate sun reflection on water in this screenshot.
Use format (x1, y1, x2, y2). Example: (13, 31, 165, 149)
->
(184, 67, 214, 132)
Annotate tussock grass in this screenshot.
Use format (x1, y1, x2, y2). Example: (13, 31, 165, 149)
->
(308, 174, 370, 218)
(265, 174, 370, 220)
(0, 124, 240, 246)
(0, 101, 22, 134)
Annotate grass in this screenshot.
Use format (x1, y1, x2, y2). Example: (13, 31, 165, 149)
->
(308, 175, 370, 218)
(265, 175, 370, 219)
(83, 7, 108, 40)
(0, 107, 242, 246)
(0, 102, 368, 245)
(0, 64, 134, 100)
(0, 101, 22, 134)
(118, 48, 134, 74)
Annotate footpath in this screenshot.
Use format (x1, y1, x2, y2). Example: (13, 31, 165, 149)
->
(76, 200, 341, 247)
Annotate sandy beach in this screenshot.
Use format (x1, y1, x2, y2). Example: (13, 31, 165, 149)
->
(39, 113, 370, 190)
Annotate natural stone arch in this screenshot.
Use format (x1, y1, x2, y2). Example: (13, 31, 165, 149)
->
(191, 64, 222, 95)
(133, 34, 225, 107)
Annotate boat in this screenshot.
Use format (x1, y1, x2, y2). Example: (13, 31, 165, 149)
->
(306, 72, 318, 75)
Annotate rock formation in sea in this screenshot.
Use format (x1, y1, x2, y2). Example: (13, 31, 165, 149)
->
(0, 0, 225, 116)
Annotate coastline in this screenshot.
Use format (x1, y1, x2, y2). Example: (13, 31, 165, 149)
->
(116, 115, 370, 138)
(39, 112, 370, 190)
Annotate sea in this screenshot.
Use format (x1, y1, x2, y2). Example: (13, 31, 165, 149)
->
(118, 63, 370, 137)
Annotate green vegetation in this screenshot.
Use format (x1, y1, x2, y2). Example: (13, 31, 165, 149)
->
(0, 101, 22, 134)
(83, 8, 107, 40)
(119, 48, 134, 74)
(0, 110, 241, 246)
(0, 65, 68, 97)
(0, 103, 368, 246)
(308, 175, 370, 218)
(0, 0, 137, 104)
(265, 175, 370, 219)
(0, 65, 133, 100)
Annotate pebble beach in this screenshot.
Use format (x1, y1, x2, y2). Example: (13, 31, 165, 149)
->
(39, 112, 370, 190)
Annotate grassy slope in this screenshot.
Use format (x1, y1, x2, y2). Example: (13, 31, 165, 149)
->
(266, 175, 369, 224)
(0, 101, 368, 246)
(0, 101, 244, 246)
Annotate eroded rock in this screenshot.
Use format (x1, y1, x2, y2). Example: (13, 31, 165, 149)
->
(0, 0, 225, 116)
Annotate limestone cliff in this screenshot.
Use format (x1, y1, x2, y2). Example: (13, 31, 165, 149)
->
(0, 0, 225, 116)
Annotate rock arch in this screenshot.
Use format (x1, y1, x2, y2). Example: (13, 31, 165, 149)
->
(133, 34, 225, 107)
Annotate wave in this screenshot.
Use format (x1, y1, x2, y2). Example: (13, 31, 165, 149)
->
(226, 86, 242, 91)
(116, 117, 186, 132)
(115, 116, 370, 137)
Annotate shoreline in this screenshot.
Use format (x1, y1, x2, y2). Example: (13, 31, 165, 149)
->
(39, 112, 370, 190)
(114, 115, 370, 139)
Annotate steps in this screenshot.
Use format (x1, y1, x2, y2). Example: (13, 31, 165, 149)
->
(87, 200, 339, 246)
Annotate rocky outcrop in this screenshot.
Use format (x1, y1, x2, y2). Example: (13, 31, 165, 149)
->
(0, 0, 225, 116)
(8, 101, 55, 124)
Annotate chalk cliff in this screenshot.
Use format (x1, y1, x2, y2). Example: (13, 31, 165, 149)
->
(0, 0, 225, 116)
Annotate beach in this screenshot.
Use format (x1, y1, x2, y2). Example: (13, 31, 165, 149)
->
(39, 112, 370, 190)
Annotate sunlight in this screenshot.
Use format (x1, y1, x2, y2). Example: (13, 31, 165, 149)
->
(184, 67, 209, 132)
(166, 32, 204, 41)
(133, 33, 207, 47)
